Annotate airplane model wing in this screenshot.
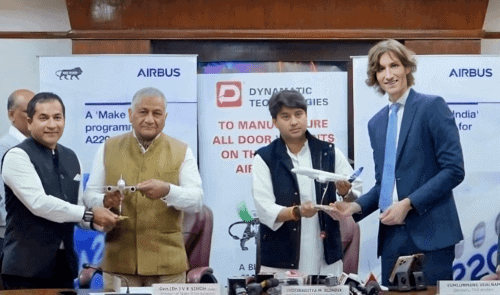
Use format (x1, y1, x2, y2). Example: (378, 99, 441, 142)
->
(105, 185, 137, 193)
(291, 167, 348, 183)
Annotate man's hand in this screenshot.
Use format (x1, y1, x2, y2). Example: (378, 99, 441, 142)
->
(103, 190, 124, 208)
(325, 201, 361, 220)
(380, 198, 412, 225)
(137, 179, 170, 200)
(336, 180, 352, 197)
(300, 201, 317, 218)
(92, 207, 119, 231)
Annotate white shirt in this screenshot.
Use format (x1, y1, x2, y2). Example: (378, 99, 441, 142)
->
(8, 125, 26, 143)
(2, 147, 102, 224)
(84, 133, 203, 213)
(388, 87, 411, 203)
(0, 126, 28, 229)
(252, 141, 362, 278)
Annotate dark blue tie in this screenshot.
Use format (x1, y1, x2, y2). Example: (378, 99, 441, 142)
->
(379, 103, 400, 212)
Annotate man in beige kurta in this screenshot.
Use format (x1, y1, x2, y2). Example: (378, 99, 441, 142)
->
(85, 87, 203, 289)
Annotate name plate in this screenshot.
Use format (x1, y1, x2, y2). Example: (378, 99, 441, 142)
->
(438, 280, 500, 295)
(152, 283, 221, 295)
(282, 285, 349, 295)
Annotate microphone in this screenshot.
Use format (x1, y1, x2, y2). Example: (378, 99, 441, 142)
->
(364, 272, 382, 295)
(232, 283, 248, 295)
(82, 264, 150, 295)
(246, 278, 279, 295)
(339, 272, 367, 295)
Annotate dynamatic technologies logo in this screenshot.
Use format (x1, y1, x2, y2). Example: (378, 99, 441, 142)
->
(216, 81, 242, 107)
(55, 67, 83, 80)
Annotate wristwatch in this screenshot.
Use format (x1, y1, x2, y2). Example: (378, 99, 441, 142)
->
(83, 208, 94, 222)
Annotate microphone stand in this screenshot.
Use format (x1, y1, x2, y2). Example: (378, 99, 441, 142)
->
(82, 264, 151, 295)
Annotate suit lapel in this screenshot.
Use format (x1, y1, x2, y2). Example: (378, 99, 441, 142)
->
(396, 89, 417, 162)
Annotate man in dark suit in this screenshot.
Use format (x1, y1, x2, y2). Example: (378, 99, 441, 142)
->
(329, 39, 465, 286)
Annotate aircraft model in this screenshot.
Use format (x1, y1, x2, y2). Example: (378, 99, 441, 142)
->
(291, 167, 363, 184)
(105, 175, 137, 195)
(88, 175, 137, 218)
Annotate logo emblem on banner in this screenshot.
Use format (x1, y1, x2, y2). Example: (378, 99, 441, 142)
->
(55, 67, 83, 80)
(217, 81, 242, 107)
(472, 221, 486, 248)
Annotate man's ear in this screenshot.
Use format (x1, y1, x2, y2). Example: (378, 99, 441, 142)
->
(27, 117, 33, 132)
(272, 118, 277, 127)
(128, 108, 133, 123)
(7, 110, 14, 122)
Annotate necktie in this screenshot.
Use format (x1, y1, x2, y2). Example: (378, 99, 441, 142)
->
(379, 103, 400, 212)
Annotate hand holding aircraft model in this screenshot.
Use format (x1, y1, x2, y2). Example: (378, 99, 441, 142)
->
(292, 167, 363, 211)
(88, 175, 136, 219)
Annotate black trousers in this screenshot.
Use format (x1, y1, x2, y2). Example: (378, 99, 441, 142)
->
(2, 249, 74, 290)
(380, 224, 455, 286)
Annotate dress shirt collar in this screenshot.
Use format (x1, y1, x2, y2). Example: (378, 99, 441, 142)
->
(388, 87, 411, 108)
(9, 125, 27, 143)
(285, 139, 309, 158)
(132, 130, 162, 154)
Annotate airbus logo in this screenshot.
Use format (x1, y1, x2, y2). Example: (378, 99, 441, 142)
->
(216, 81, 242, 107)
(137, 68, 180, 77)
(449, 68, 492, 77)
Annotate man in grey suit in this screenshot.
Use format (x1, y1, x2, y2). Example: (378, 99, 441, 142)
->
(0, 89, 35, 246)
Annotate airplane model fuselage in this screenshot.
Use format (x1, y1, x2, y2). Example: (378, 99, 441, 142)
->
(291, 166, 363, 184)
(291, 167, 348, 183)
(106, 175, 137, 194)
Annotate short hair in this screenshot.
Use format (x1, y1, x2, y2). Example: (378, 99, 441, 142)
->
(366, 39, 417, 95)
(131, 87, 167, 110)
(268, 90, 307, 119)
(27, 92, 65, 119)
(7, 92, 17, 112)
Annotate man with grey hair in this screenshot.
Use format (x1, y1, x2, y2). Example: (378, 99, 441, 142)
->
(0, 89, 35, 251)
(85, 87, 203, 289)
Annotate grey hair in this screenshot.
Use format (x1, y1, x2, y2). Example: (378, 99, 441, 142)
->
(131, 87, 167, 110)
(7, 92, 18, 112)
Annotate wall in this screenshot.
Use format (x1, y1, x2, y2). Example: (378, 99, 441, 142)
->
(482, 0, 500, 54)
(0, 0, 69, 31)
(0, 39, 72, 136)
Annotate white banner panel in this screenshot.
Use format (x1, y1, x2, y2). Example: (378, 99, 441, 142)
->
(39, 55, 198, 277)
(39, 55, 198, 174)
(198, 72, 348, 284)
(353, 55, 500, 281)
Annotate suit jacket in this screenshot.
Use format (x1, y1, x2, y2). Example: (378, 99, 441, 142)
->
(356, 89, 465, 256)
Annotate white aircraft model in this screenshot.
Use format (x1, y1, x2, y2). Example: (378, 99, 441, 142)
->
(87, 175, 137, 218)
(105, 175, 137, 194)
(291, 166, 363, 184)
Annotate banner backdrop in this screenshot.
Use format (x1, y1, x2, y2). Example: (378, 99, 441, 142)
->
(198, 72, 348, 284)
(353, 56, 500, 281)
(39, 55, 198, 283)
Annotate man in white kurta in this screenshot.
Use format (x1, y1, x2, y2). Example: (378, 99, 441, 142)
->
(252, 90, 361, 279)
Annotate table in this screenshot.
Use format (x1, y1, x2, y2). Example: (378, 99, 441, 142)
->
(0, 286, 438, 295)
